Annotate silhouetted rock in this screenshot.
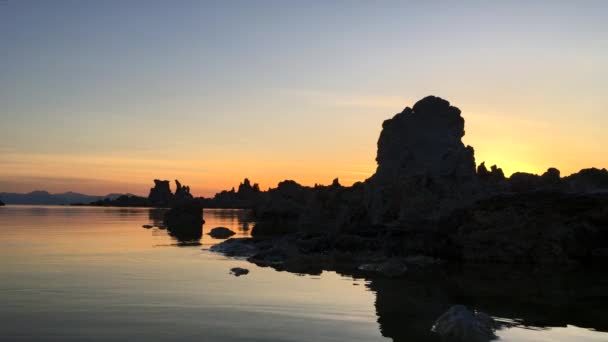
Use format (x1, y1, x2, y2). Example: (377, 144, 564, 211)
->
(142, 224, 153, 228)
(477, 162, 505, 183)
(445, 191, 608, 264)
(432, 305, 497, 342)
(367, 96, 479, 225)
(564, 168, 608, 193)
(202, 178, 264, 208)
(172, 179, 193, 206)
(229, 267, 249, 276)
(148, 179, 173, 207)
(207, 95, 608, 270)
(208, 227, 236, 239)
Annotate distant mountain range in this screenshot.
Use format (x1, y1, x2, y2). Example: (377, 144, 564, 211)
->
(0, 191, 132, 205)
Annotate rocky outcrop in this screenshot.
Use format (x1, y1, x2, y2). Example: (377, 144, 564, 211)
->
(148, 179, 173, 207)
(203, 178, 263, 208)
(366, 96, 479, 225)
(564, 168, 608, 193)
(173, 179, 193, 206)
(214, 95, 608, 268)
(444, 191, 608, 264)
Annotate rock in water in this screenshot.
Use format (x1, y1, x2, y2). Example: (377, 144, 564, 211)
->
(367, 96, 479, 224)
(432, 305, 497, 342)
(208, 227, 236, 239)
(230, 267, 249, 276)
(210, 238, 258, 257)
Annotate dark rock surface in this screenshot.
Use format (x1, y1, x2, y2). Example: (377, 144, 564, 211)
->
(443, 191, 608, 264)
(172, 179, 193, 206)
(367, 96, 479, 225)
(432, 305, 497, 342)
(208, 227, 236, 239)
(148, 179, 173, 207)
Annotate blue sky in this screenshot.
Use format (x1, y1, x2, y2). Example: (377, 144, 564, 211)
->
(1, 0, 607, 195)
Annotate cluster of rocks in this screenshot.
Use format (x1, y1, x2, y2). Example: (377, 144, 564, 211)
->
(201, 178, 263, 208)
(214, 95, 608, 271)
(88, 179, 193, 208)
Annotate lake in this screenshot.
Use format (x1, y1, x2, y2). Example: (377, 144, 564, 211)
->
(1, 205, 607, 341)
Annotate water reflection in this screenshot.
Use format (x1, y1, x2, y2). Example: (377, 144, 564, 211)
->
(139, 207, 608, 341)
(368, 264, 608, 341)
(143, 208, 254, 247)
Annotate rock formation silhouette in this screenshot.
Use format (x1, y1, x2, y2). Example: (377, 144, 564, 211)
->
(148, 179, 173, 207)
(367, 96, 479, 225)
(215, 95, 608, 268)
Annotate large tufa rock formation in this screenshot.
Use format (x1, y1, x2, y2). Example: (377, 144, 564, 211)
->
(148, 179, 173, 207)
(366, 96, 479, 225)
(173, 179, 193, 206)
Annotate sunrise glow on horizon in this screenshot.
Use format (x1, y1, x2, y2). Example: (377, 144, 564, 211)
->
(2, 1, 607, 197)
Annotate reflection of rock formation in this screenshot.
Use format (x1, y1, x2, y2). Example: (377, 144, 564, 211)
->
(370, 265, 608, 342)
(147, 208, 166, 227)
(163, 201, 204, 245)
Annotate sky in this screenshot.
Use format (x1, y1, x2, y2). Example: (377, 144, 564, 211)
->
(1, 0, 607, 197)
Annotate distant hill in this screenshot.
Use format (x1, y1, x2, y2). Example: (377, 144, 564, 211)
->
(0, 191, 130, 205)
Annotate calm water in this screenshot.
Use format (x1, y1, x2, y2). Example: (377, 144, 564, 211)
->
(0, 206, 607, 342)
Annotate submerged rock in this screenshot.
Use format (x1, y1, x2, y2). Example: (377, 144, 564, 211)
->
(208, 227, 236, 239)
(230, 267, 249, 276)
(210, 238, 258, 257)
(432, 305, 497, 342)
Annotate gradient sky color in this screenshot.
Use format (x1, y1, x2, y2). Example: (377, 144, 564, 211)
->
(1, 0, 607, 197)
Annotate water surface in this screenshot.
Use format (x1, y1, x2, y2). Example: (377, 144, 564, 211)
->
(0, 205, 606, 341)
